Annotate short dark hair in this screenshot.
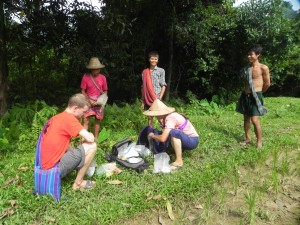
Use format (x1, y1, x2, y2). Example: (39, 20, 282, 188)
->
(68, 93, 91, 108)
(248, 44, 263, 55)
(148, 51, 159, 59)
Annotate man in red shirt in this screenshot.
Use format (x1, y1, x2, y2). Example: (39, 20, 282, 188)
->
(40, 93, 97, 190)
(81, 57, 108, 138)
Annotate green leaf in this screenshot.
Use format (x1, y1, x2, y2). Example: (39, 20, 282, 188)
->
(97, 127, 111, 143)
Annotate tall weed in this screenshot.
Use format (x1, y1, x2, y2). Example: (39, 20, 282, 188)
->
(0, 123, 10, 152)
(211, 87, 240, 106)
(16, 102, 58, 152)
(2, 100, 54, 126)
(185, 91, 222, 116)
(1, 100, 58, 144)
(245, 189, 257, 225)
(102, 99, 145, 132)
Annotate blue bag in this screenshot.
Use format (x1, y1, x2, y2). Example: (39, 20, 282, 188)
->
(34, 125, 61, 201)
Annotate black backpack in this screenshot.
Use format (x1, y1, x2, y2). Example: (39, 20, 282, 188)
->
(105, 138, 149, 173)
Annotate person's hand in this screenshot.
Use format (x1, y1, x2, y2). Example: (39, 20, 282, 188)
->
(141, 102, 144, 110)
(148, 132, 154, 139)
(80, 130, 95, 143)
(90, 99, 97, 106)
(83, 134, 95, 143)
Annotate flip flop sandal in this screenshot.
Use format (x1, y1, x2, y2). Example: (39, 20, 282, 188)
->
(170, 163, 183, 170)
(239, 141, 251, 146)
(80, 180, 95, 190)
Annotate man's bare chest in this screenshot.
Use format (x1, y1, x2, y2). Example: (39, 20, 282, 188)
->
(252, 67, 263, 80)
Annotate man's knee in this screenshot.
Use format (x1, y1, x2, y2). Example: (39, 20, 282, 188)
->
(251, 116, 259, 124)
(83, 142, 97, 155)
(89, 142, 97, 153)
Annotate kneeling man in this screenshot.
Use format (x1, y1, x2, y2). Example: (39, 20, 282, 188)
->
(34, 93, 97, 200)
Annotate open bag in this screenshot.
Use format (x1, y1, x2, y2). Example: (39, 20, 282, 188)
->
(105, 138, 150, 173)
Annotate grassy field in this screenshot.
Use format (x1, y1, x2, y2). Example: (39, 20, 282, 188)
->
(0, 97, 299, 224)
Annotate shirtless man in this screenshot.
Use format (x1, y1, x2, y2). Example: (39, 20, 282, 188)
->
(236, 45, 271, 148)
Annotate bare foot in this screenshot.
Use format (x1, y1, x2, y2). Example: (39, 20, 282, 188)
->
(72, 180, 96, 190)
(256, 142, 262, 149)
(239, 140, 251, 146)
(170, 162, 183, 170)
(170, 161, 183, 167)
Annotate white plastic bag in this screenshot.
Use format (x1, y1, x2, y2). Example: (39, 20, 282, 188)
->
(153, 152, 171, 174)
(96, 162, 117, 177)
(86, 161, 97, 177)
(135, 145, 151, 158)
(118, 142, 139, 160)
(97, 92, 108, 106)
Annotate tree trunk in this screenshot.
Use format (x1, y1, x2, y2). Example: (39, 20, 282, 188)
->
(0, 2, 8, 117)
(0, 1, 8, 116)
(165, 3, 175, 102)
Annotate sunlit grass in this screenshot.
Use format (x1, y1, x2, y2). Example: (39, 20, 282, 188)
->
(0, 97, 299, 224)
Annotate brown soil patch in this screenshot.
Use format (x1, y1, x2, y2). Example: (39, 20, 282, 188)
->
(119, 148, 300, 225)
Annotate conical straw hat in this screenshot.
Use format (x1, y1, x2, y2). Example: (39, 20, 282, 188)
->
(143, 99, 175, 116)
(86, 57, 105, 69)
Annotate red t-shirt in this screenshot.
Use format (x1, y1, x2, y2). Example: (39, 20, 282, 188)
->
(80, 73, 108, 100)
(41, 111, 84, 169)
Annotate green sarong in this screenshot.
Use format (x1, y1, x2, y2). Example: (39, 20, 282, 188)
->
(236, 92, 264, 116)
(235, 67, 267, 116)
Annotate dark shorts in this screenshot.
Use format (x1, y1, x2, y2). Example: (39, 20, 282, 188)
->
(169, 129, 199, 150)
(236, 92, 264, 116)
(59, 145, 85, 178)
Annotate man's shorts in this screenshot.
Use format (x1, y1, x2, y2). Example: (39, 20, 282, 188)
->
(84, 106, 104, 120)
(59, 145, 85, 178)
(236, 92, 264, 116)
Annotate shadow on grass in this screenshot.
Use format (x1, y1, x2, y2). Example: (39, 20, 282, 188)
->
(209, 123, 243, 144)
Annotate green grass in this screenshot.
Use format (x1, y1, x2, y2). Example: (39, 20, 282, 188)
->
(245, 189, 257, 225)
(0, 97, 299, 224)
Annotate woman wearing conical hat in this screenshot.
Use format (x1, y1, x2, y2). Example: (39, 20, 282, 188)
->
(81, 57, 108, 139)
(143, 99, 199, 169)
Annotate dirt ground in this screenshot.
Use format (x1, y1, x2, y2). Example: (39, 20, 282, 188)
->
(120, 148, 300, 225)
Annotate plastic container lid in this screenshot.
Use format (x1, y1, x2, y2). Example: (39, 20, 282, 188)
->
(128, 157, 143, 163)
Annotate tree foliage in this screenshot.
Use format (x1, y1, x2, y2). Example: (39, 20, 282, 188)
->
(0, 0, 299, 115)
(236, 0, 300, 96)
